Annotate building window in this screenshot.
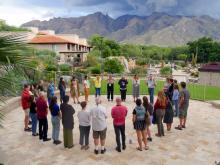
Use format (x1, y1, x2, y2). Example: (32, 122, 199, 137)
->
(67, 43, 70, 50)
(52, 44, 57, 51)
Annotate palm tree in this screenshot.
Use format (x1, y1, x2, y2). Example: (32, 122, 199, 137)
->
(0, 33, 34, 127)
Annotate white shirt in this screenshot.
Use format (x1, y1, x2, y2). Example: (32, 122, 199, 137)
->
(77, 109, 91, 126)
(90, 105, 107, 131)
(83, 80, 90, 89)
(147, 79, 156, 88)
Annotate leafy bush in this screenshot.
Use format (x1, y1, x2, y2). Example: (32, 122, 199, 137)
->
(160, 66, 172, 76)
(83, 54, 99, 67)
(59, 64, 71, 72)
(45, 64, 58, 71)
(103, 59, 124, 73)
(90, 66, 101, 74)
(130, 66, 147, 75)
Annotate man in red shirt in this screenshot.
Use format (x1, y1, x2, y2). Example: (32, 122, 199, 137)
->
(111, 97, 128, 152)
(21, 84, 31, 132)
(36, 92, 51, 141)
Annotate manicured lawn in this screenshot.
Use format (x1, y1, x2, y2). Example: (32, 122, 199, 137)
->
(88, 79, 220, 101)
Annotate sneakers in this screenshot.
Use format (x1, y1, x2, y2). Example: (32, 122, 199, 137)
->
(101, 148, 106, 154)
(147, 137, 153, 142)
(24, 127, 31, 132)
(94, 149, 99, 155)
(122, 145, 126, 150)
(53, 140, 62, 145)
(43, 138, 51, 142)
(115, 147, 121, 152)
(32, 133, 39, 136)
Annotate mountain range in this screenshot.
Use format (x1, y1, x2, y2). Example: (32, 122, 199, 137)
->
(21, 12, 220, 46)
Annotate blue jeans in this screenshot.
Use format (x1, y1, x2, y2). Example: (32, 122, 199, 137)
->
(60, 90, 65, 103)
(148, 88, 154, 104)
(95, 88, 101, 97)
(30, 113, 38, 134)
(173, 100, 179, 117)
(51, 116, 60, 141)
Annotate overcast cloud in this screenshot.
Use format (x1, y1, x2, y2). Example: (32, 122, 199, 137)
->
(0, 0, 220, 26)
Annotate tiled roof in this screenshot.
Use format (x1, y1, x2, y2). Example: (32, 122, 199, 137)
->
(198, 62, 220, 73)
(29, 35, 72, 44)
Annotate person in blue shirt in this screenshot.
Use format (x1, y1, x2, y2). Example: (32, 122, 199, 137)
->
(49, 96, 62, 145)
(118, 76, 128, 102)
(47, 81, 55, 104)
(172, 84, 180, 117)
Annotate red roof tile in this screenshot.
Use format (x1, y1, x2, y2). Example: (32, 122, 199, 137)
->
(199, 62, 220, 73)
(29, 35, 72, 44)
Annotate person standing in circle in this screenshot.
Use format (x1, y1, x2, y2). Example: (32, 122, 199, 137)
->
(58, 77, 66, 103)
(83, 75, 90, 102)
(111, 97, 128, 152)
(147, 74, 156, 104)
(107, 74, 114, 102)
(93, 75, 102, 98)
(132, 98, 149, 151)
(21, 84, 31, 132)
(70, 76, 80, 104)
(60, 95, 75, 148)
(118, 76, 128, 102)
(154, 91, 167, 137)
(132, 75, 140, 102)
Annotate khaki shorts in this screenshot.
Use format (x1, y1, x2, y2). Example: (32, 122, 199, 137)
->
(179, 106, 188, 118)
(93, 128, 107, 140)
(24, 109, 30, 117)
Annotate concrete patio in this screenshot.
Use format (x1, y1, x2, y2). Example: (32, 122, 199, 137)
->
(0, 95, 219, 165)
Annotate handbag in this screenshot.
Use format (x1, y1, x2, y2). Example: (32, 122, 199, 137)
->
(145, 111, 151, 126)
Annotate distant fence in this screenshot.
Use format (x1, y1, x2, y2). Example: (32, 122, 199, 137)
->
(26, 71, 220, 101)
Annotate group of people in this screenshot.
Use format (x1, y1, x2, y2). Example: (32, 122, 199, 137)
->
(21, 74, 190, 154)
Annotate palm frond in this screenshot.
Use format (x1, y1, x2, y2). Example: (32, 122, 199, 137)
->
(0, 33, 36, 127)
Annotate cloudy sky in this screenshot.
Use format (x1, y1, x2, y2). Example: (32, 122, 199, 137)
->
(1, 0, 220, 26)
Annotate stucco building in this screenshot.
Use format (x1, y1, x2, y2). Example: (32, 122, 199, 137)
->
(198, 62, 220, 87)
(27, 27, 91, 66)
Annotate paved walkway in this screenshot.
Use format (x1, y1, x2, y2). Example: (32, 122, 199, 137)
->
(0, 96, 220, 165)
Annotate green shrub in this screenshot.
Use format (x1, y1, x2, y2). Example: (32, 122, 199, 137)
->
(45, 64, 58, 71)
(59, 64, 71, 72)
(160, 66, 172, 76)
(90, 66, 101, 74)
(103, 59, 124, 73)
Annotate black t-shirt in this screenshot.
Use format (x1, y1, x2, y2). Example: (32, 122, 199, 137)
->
(30, 102, 37, 113)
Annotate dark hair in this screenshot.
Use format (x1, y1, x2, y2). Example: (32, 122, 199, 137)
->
(85, 75, 88, 79)
(63, 95, 69, 103)
(136, 98, 142, 106)
(169, 78, 174, 83)
(60, 77, 63, 82)
(24, 84, 29, 89)
(180, 82, 186, 88)
(142, 96, 149, 108)
(80, 101, 87, 109)
(174, 84, 179, 90)
(174, 79, 177, 84)
(72, 76, 76, 80)
(49, 96, 57, 111)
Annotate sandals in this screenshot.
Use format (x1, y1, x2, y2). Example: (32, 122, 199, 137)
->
(175, 125, 182, 130)
(145, 146, 149, 150)
(136, 147, 142, 151)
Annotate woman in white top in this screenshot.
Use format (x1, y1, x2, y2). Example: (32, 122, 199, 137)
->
(83, 75, 90, 102)
(77, 101, 91, 150)
(132, 75, 140, 102)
